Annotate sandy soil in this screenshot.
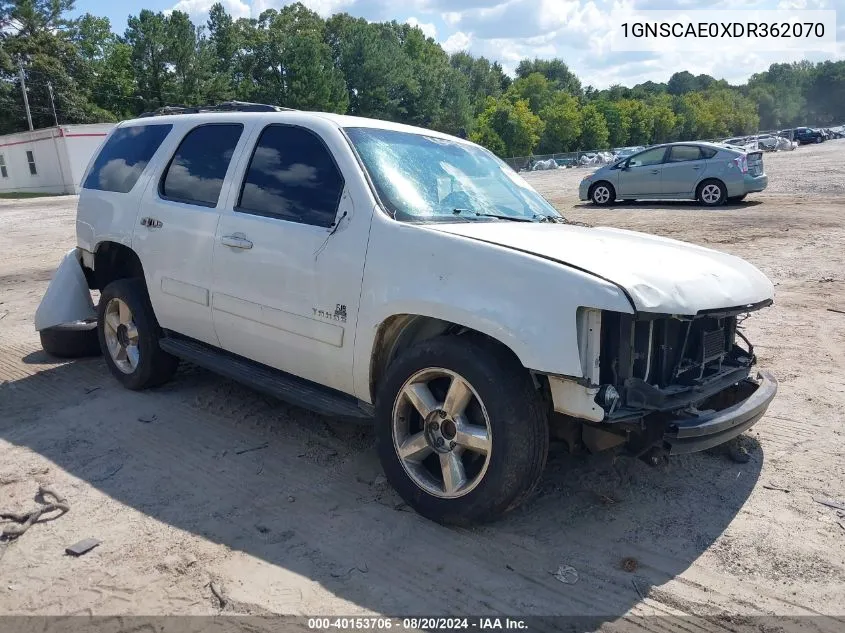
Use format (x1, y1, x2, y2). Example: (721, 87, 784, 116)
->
(1, 140, 844, 630)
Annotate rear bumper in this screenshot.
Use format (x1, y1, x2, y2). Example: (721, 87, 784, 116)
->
(663, 370, 777, 455)
(742, 173, 768, 193)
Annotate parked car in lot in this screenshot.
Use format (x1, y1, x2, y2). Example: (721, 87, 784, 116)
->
(34, 103, 777, 525)
(790, 127, 826, 144)
(579, 142, 767, 206)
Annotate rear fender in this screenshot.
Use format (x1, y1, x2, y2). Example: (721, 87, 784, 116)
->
(34, 249, 96, 331)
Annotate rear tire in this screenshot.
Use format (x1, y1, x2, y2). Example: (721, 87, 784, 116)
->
(697, 179, 727, 207)
(589, 182, 615, 206)
(375, 336, 549, 525)
(40, 322, 101, 359)
(98, 279, 178, 390)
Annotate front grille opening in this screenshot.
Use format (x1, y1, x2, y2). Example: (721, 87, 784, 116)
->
(600, 312, 742, 392)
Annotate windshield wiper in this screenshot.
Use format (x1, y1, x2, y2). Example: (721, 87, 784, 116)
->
(453, 209, 533, 222)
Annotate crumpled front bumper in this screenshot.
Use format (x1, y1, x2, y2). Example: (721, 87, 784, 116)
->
(34, 248, 96, 331)
(663, 370, 777, 455)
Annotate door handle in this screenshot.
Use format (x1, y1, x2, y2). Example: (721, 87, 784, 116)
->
(140, 217, 162, 228)
(220, 233, 253, 250)
(692, 166, 701, 170)
(650, 169, 660, 175)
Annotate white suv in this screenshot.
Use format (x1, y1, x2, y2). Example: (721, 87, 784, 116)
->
(35, 102, 777, 524)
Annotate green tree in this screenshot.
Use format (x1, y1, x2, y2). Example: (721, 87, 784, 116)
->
(578, 104, 609, 149)
(515, 58, 581, 95)
(450, 51, 508, 115)
(538, 92, 581, 153)
(249, 4, 347, 112)
(0, 0, 114, 130)
(506, 72, 552, 115)
(470, 96, 543, 157)
(594, 99, 631, 147)
(326, 14, 404, 119)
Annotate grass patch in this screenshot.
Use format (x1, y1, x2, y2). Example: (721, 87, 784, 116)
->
(0, 191, 66, 199)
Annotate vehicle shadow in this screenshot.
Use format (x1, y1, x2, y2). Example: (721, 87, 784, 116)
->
(0, 354, 763, 626)
(573, 200, 764, 211)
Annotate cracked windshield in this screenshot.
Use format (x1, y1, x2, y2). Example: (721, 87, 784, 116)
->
(345, 127, 565, 224)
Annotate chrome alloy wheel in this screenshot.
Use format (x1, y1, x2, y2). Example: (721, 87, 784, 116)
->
(701, 183, 722, 204)
(392, 367, 493, 499)
(103, 298, 140, 374)
(592, 185, 611, 204)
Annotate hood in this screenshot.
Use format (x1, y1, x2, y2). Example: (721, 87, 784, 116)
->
(428, 222, 774, 315)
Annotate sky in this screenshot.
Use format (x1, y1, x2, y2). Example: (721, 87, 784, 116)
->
(70, 0, 845, 89)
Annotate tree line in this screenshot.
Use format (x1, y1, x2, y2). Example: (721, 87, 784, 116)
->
(2, 0, 843, 158)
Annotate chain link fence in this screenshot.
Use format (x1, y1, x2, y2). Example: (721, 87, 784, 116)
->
(502, 128, 823, 173)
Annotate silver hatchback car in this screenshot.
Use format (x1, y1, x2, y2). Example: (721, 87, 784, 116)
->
(579, 142, 768, 206)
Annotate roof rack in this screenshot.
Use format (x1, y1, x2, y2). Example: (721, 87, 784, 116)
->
(138, 101, 296, 118)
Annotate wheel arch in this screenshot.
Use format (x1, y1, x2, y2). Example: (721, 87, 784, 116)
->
(696, 177, 727, 197)
(90, 241, 147, 292)
(588, 180, 616, 201)
(368, 314, 526, 405)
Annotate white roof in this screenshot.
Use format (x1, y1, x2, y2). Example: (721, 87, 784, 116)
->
(119, 110, 465, 143)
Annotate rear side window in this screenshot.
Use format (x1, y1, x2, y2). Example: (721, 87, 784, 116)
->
(237, 125, 344, 228)
(667, 146, 702, 162)
(83, 124, 172, 193)
(160, 124, 243, 207)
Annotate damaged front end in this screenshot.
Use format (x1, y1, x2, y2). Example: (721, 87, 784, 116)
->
(549, 304, 777, 456)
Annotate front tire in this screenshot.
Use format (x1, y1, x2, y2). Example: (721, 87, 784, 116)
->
(97, 279, 178, 390)
(375, 336, 549, 525)
(590, 182, 615, 206)
(697, 180, 727, 207)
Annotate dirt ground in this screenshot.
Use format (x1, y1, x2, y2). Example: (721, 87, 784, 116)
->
(1, 140, 844, 631)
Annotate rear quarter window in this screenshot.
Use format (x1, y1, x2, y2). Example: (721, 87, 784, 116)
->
(700, 147, 718, 159)
(83, 124, 173, 193)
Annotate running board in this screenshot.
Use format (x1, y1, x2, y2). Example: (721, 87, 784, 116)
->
(159, 336, 374, 419)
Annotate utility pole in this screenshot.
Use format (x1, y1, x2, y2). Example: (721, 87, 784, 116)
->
(18, 61, 34, 131)
(47, 81, 59, 127)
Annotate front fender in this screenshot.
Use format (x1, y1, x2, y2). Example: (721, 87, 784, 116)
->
(352, 219, 634, 401)
(34, 248, 96, 331)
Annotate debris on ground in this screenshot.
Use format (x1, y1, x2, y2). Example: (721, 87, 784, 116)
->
(814, 497, 845, 512)
(827, 308, 845, 315)
(632, 579, 645, 600)
(727, 439, 751, 463)
(65, 538, 101, 557)
(0, 486, 70, 561)
(762, 484, 791, 493)
(208, 580, 227, 609)
(137, 415, 157, 423)
(235, 442, 269, 455)
(1, 486, 69, 539)
(551, 564, 579, 584)
(330, 563, 369, 579)
(287, 495, 295, 503)
(621, 557, 638, 572)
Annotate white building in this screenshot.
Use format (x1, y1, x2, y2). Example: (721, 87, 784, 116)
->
(0, 123, 115, 195)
